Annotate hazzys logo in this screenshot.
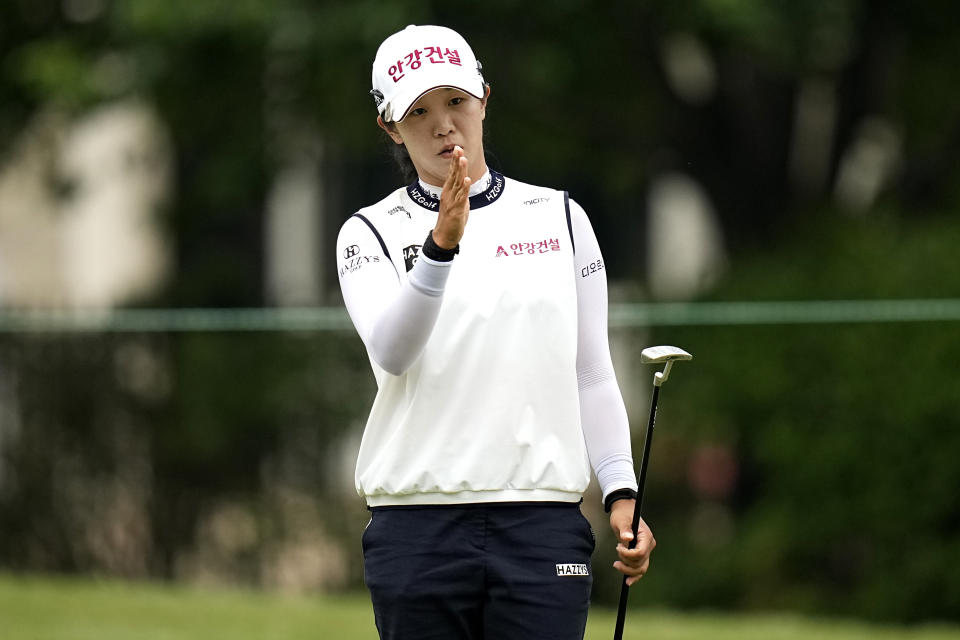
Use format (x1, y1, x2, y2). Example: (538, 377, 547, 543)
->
(403, 244, 422, 272)
(555, 563, 590, 577)
(339, 254, 380, 277)
(343, 244, 359, 259)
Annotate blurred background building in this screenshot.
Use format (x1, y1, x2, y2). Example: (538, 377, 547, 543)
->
(0, 101, 172, 309)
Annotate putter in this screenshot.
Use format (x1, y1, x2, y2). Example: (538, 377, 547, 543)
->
(613, 345, 692, 640)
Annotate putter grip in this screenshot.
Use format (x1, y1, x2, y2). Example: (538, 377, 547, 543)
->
(627, 501, 642, 549)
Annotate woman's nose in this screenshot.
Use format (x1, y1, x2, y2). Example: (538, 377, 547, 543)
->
(433, 114, 454, 137)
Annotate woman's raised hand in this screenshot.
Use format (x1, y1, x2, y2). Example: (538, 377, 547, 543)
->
(433, 146, 471, 249)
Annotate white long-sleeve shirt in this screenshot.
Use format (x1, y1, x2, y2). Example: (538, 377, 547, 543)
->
(336, 171, 637, 506)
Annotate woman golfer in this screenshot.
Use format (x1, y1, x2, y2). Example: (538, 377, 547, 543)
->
(336, 24, 654, 640)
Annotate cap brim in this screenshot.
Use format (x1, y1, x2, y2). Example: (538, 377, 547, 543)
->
(386, 82, 486, 123)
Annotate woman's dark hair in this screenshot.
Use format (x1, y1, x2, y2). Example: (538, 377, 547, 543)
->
(381, 122, 418, 183)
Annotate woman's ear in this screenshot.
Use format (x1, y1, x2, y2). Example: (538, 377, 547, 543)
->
(480, 84, 491, 120)
(377, 116, 404, 145)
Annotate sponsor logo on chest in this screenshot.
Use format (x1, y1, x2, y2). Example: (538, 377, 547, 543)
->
(387, 205, 411, 219)
(495, 238, 561, 257)
(523, 197, 551, 206)
(403, 244, 421, 271)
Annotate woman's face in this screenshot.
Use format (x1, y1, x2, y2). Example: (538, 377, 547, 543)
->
(381, 87, 488, 187)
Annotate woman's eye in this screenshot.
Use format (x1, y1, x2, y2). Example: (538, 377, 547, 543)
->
(410, 107, 427, 116)
(449, 97, 463, 106)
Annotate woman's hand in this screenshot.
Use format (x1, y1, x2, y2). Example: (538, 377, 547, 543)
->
(609, 499, 656, 586)
(433, 146, 471, 249)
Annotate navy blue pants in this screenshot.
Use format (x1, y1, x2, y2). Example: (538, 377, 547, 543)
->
(362, 502, 595, 640)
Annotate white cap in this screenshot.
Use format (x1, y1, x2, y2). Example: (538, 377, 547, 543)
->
(371, 25, 485, 123)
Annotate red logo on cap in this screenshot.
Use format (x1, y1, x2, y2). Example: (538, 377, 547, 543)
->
(388, 47, 462, 83)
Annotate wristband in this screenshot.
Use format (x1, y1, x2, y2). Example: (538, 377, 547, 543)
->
(421, 231, 459, 262)
(604, 488, 638, 513)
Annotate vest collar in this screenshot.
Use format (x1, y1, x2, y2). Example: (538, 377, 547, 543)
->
(406, 170, 506, 212)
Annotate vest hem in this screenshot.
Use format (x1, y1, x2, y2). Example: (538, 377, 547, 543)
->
(363, 488, 583, 507)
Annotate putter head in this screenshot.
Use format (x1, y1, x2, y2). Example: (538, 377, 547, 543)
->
(641, 345, 693, 364)
(641, 345, 692, 386)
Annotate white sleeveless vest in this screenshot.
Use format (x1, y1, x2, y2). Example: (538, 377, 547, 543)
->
(353, 172, 590, 506)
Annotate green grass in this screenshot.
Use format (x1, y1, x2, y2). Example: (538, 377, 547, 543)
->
(1, 574, 959, 639)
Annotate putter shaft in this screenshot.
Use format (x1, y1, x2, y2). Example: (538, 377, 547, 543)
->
(612, 382, 659, 640)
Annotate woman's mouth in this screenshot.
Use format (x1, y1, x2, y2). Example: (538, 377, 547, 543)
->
(438, 145, 458, 159)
